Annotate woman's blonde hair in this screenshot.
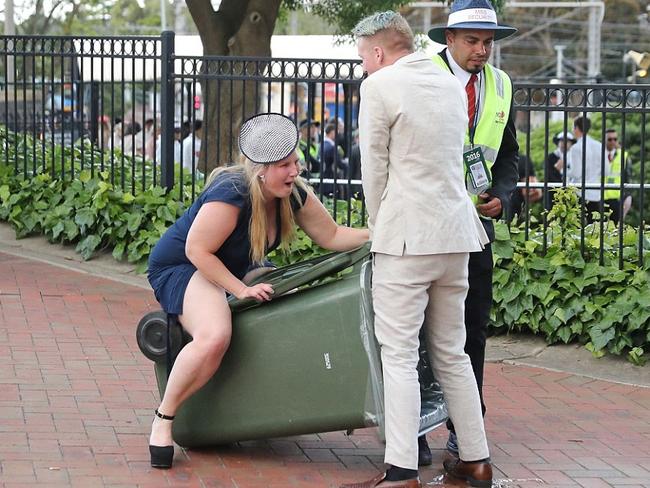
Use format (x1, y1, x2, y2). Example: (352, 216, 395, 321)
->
(205, 157, 310, 263)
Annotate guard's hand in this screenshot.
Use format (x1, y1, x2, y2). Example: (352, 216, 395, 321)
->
(554, 159, 564, 172)
(477, 193, 502, 218)
(236, 283, 274, 302)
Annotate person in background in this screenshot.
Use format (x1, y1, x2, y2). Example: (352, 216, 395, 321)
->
(544, 131, 576, 210)
(112, 117, 123, 147)
(136, 117, 155, 157)
(348, 129, 362, 182)
(559, 116, 606, 222)
(181, 120, 192, 141)
(328, 116, 348, 157)
(155, 121, 183, 165)
(98, 115, 113, 151)
(320, 122, 349, 197)
(603, 128, 633, 223)
(146, 113, 369, 470)
(122, 121, 141, 155)
(145, 122, 161, 161)
(297, 119, 321, 177)
(182, 119, 203, 173)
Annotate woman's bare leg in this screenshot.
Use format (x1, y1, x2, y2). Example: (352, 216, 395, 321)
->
(150, 272, 232, 447)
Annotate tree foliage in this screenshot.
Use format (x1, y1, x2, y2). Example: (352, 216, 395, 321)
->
(9, 0, 193, 36)
(294, 0, 414, 36)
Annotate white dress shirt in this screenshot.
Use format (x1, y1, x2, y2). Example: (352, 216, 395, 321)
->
(566, 135, 608, 202)
(447, 52, 484, 122)
(182, 136, 201, 170)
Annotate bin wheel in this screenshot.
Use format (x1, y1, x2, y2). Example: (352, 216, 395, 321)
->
(136, 310, 183, 363)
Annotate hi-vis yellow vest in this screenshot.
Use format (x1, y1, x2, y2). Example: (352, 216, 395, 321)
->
(604, 151, 622, 200)
(297, 140, 320, 174)
(297, 140, 318, 161)
(432, 55, 512, 203)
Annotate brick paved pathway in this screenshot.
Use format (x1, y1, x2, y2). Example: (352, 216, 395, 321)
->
(0, 251, 649, 487)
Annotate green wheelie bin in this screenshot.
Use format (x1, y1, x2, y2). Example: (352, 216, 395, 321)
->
(136, 244, 447, 448)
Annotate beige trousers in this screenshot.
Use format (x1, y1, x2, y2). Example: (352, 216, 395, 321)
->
(372, 252, 489, 469)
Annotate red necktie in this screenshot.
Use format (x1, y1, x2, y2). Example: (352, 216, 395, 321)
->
(608, 151, 614, 162)
(466, 73, 478, 129)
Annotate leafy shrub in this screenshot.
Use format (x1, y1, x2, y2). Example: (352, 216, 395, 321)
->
(0, 165, 189, 272)
(0, 125, 209, 271)
(2, 127, 648, 363)
(492, 188, 650, 364)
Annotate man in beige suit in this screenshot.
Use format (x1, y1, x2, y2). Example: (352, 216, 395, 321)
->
(340, 11, 492, 488)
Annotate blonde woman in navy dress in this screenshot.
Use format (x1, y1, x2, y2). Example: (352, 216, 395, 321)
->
(146, 114, 369, 469)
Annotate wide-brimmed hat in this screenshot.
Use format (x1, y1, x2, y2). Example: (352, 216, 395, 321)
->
(427, 0, 517, 44)
(552, 131, 577, 145)
(239, 113, 299, 165)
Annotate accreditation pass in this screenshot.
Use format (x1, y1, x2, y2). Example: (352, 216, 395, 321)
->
(463, 146, 491, 195)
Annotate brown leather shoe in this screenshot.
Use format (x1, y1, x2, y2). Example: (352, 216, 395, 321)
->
(340, 472, 421, 488)
(443, 458, 492, 488)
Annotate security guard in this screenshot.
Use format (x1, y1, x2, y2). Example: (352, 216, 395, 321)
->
(419, 0, 520, 469)
(297, 119, 321, 178)
(603, 128, 632, 224)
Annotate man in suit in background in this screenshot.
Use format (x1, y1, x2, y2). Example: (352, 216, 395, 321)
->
(340, 10, 492, 488)
(320, 122, 349, 197)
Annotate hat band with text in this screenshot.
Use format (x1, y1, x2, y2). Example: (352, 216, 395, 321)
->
(447, 8, 498, 26)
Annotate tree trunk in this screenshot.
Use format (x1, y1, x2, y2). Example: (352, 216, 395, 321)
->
(186, 0, 281, 173)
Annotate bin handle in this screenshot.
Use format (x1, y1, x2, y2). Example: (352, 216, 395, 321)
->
(229, 242, 371, 311)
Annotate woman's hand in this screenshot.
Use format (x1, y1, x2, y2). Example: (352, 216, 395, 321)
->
(235, 282, 274, 302)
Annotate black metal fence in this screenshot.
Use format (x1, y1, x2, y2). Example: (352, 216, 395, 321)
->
(170, 50, 364, 212)
(0, 35, 164, 191)
(1, 32, 648, 265)
(513, 84, 648, 268)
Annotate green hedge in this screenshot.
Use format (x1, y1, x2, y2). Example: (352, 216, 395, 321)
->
(493, 188, 650, 364)
(0, 126, 193, 272)
(1, 127, 648, 363)
(0, 165, 187, 272)
(0, 127, 367, 270)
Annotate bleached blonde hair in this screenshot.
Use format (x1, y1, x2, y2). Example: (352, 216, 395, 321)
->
(352, 11, 414, 52)
(205, 158, 310, 263)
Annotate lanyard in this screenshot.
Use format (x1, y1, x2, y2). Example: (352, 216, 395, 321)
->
(469, 74, 482, 147)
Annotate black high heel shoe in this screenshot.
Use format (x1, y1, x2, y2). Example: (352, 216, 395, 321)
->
(149, 409, 175, 469)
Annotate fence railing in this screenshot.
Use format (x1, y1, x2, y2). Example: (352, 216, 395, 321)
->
(1, 32, 648, 266)
(0, 35, 163, 192)
(513, 83, 648, 267)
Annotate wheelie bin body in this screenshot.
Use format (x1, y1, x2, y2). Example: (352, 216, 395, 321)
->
(137, 244, 447, 448)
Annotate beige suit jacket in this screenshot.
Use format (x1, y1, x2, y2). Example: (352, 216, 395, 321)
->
(359, 51, 489, 256)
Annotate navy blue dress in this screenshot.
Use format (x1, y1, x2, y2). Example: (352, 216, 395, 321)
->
(148, 171, 307, 314)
